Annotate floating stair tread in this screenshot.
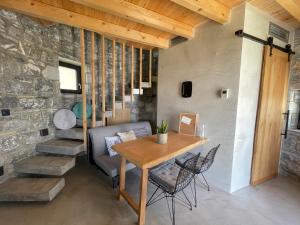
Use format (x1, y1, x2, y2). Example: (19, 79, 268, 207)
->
(0, 178, 65, 202)
(55, 128, 83, 140)
(36, 139, 84, 156)
(15, 155, 75, 176)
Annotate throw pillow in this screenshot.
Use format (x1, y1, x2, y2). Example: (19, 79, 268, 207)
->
(117, 130, 137, 142)
(133, 127, 150, 138)
(105, 136, 121, 157)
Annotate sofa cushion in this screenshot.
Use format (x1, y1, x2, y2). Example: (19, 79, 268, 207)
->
(105, 136, 121, 157)
(149, 162, 181, 193)
(133, 127, 150, 138)
(89, 121, 152, 160)
(94, 154, 136, 177)
(117, 130, 136, 142)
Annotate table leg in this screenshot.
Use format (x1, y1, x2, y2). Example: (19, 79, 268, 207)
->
(118, 156, 126, 200)
(138, 168, 149, 225)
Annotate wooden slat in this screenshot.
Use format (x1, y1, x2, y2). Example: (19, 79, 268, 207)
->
(131, 46, 134, 103)
(122, 43, 126, 109)
(139, 48, 142, 95)
(112, 40, 116, 118)
(70, 0, 194, 38)
(169, 0, 230, 24)
(80, 29, 87, 150)
(91, 32, 96, 128)
(275, 0, 300, 22)
(0, 0, 169, 48)
(101, 35, 106, 126)
(106, 108, 131, 125)
(250, 0, 300, 28)
(149, 49, 152, 88)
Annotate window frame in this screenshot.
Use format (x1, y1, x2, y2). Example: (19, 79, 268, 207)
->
(59, 61, 82, 94)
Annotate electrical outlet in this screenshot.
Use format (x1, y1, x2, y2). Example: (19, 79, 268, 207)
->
(0, 166, 3, 176)
(1, 109, 10, 116)
(40, 128, 49, 136)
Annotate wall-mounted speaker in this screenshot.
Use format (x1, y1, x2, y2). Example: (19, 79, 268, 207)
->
(181, 81, 192, 98)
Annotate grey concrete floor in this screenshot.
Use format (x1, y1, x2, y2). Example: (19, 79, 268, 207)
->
(0, 156, 300, 225)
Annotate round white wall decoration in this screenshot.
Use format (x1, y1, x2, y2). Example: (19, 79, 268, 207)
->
(53, 109, 76, 130)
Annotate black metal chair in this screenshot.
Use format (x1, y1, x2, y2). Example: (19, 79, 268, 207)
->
(175, 144, 220, 207)
(147, 153, 200, 225)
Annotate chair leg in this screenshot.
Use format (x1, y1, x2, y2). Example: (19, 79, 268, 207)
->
(194, 176, 197, 207)
(146, 187, 159, 207)
(200, 173, 210, 191)
(181, 189, 193, 210)
(171, 196, 175, 225)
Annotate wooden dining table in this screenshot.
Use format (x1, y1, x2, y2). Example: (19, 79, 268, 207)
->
(112, 131, 207, 225)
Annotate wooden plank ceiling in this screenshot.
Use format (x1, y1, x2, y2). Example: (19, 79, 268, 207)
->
(0, 0, 299, 48)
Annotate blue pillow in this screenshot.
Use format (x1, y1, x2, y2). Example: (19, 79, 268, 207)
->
(105, 136, 121, 157)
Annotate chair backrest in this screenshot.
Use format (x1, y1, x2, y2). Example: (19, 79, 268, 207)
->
(175, 153, 200, 192)
(198, 144, 220, 173)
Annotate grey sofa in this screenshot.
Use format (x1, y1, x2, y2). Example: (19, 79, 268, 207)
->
(88, 121, 152, 187)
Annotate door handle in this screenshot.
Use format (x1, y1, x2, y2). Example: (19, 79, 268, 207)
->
(281, 110, 289, 139)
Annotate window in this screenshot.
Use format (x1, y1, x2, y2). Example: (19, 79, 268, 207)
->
(58, 61, 82, 94)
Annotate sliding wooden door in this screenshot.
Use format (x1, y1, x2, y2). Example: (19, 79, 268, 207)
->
(251, 46, 290, 186)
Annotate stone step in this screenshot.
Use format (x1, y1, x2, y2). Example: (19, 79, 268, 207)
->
(0, 178, 65, 202)
(55, 128, 83, 140)
(36, 139, 84, 156)
(15, 155, 75, 176)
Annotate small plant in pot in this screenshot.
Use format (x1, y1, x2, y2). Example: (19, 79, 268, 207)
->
(157, 120, 168, 144)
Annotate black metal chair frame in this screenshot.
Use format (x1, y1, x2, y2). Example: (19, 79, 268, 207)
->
(147, 153, 200, 225)
(176, 144, 220, 207)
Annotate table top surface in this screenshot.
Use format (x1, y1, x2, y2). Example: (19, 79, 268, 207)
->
(112, 132, 207, 169)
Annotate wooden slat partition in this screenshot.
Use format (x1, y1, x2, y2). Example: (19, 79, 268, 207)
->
(91, 32, 96, 128)
(122, 43, 126, 109)
(149, 48, 152, 88)
(139, 48, 142, 94)
(101, 35, 106, 126)
(112, 40, 116, 117)
(80, 29, 87, 150)
(131, 46, 134, 103)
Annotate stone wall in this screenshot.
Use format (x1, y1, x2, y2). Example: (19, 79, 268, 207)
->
(0, 9, 157, 183)
(0, 10, 60, 182)
(280, 28, 300, 180)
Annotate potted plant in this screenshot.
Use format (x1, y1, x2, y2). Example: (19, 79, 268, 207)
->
(157, 120, 168, 144)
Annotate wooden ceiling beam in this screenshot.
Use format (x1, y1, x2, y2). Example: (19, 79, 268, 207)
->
(275, 0, 300, 22)
(0, 0, 169, 48)
(169, 0, 230, 24)
(70, 0, 194, 39)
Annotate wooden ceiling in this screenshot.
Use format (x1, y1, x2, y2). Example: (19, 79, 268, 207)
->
(0, 0, 299, 48)
(250, 0, 300, 28)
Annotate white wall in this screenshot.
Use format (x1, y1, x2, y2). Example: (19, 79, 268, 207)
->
(157, 5, 245, 192)
(230, 3, 295, 192)
(158, 2, 296, 192)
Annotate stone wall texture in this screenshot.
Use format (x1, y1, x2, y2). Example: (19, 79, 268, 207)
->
(280, 28, 300, 180)
(0, 10, 60, 182)
(0, 9, 157, 182)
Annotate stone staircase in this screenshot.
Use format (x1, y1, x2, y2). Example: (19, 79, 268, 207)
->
(0, 128, 84, 202)
(36, 139, 84, 156)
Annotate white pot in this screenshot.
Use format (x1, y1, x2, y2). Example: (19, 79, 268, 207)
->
(157, 133, 168, 144)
